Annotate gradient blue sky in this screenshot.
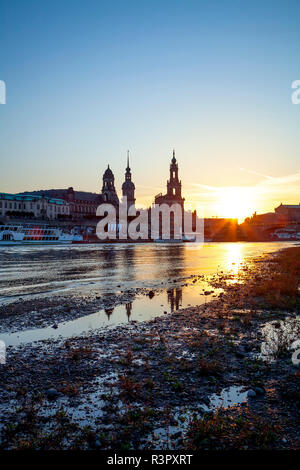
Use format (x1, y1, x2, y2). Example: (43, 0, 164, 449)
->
(0, 0, 299, 219)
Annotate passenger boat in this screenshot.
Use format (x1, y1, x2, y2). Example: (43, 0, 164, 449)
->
(0, 224, 83, 245)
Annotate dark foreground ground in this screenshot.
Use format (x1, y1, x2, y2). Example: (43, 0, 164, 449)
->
(0, 247, 299, 450)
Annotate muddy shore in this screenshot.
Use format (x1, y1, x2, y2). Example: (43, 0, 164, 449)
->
(0, 247, 299, 450)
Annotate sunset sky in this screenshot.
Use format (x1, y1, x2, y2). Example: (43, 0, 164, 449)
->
(1, 0, 300, 222)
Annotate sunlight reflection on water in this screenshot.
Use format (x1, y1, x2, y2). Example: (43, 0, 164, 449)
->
(0, 242, 296, 346)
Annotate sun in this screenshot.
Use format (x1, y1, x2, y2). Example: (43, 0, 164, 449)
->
(216, 187, 256, 222)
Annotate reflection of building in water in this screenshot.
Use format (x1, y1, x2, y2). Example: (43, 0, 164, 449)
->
(153, 243, 185, 280)
(105, 307, 114, 320)
(125, 302, 133, 321)
(167, 287, 182, 311)
(102, 244, 117, 271)
(121, 246, 137, 283)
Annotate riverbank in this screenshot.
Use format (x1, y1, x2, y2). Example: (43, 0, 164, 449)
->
(0, 246, 299, 450)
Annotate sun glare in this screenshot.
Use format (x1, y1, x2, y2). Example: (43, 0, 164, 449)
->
(216, 187, 256, 222)
(225, 243, 244, 275)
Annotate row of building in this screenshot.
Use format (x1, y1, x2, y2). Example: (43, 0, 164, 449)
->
(0, 193, 70, 219)
(244, 204, 300, 225)
(1, 151, 300, 241)
(0, 151, 186, 222)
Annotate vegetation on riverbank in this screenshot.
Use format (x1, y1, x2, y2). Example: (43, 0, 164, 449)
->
(251, 247, 300, 309)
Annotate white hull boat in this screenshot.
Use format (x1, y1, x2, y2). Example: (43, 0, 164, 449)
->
(0, 224, 83, 245)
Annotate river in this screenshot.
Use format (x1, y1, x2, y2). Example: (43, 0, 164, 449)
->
(0, 241, 297, 346)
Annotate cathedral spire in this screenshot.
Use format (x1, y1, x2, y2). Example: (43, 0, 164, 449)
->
(172, 149, 176, 163)
(127, 150, 130, 170)
(122, 151, 135, 208)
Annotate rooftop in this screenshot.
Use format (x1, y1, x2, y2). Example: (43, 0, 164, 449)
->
(276, 204, 300, 209)
(0, 193, 69, 205)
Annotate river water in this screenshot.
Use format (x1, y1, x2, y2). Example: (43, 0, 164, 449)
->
(0, 241, 297, 346)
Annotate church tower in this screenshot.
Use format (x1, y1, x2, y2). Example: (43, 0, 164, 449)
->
(153, 150, 185, 239)
(155, 150, 185, 210)
(101, 165, 119, 207)
(122, 151, 135, 209)
(166, 150, 182, 203)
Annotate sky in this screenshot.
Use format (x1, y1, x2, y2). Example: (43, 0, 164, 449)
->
(0, 0, 300, 221)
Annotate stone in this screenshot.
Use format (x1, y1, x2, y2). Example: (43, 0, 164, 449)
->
(247, 389, 256, 398)
(46, 388, 59, 399)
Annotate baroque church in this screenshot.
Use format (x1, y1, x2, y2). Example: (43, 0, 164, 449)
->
(99, 149, 184, 213)
(154, 150, 185, 210)
(99, 151, 136, 210)
(19, 150, 184, 222)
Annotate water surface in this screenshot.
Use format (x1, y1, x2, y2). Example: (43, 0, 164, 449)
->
(0, 242, 296, 346)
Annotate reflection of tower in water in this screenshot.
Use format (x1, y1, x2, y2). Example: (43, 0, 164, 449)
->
(167, 287, 182, 311)
(105, 307, 114, 320)
(125, 302, 133, 321)
(153, 244, 186, 281)
(121, 246, 137, 284)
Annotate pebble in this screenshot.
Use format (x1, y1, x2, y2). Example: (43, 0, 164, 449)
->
(46, 388, 59, 399)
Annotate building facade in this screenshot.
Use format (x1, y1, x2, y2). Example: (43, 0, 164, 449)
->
(0, 193, 70, 220)
(275, 203, 300, 222)
(64, 187, 100, 219)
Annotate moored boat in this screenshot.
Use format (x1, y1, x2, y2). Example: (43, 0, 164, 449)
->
(0, 224, 83, 245)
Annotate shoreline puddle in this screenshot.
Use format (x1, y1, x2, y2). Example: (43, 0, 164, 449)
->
(148, 385, 249, 448)
(0, 283, 220, 347)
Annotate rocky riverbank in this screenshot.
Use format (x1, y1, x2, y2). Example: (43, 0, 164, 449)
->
(0, 247, 299, 450)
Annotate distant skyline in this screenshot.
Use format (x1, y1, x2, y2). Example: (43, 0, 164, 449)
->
(1, 0, 300, 222)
